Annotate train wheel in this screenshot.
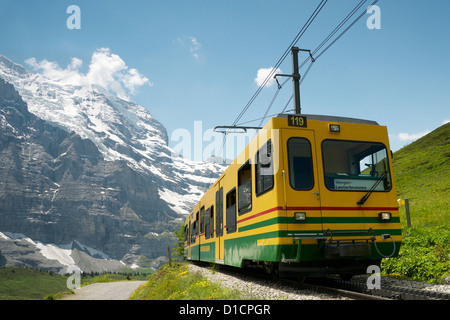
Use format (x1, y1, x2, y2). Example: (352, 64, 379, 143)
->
(263, 262, 279, 277)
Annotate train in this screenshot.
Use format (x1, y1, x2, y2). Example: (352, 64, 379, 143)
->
(184, 113, 402, 279)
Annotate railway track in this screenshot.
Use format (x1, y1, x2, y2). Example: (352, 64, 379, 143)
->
(279, 277, 389, 300)
(324, 278, 450, 300)
(271, 272, 450, 300)
(189, 262, 449, 301)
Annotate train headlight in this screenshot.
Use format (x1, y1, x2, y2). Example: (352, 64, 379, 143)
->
(329, 124, 340, 132)
(294, 212, 306, 221)
(378, 212, 392, 222)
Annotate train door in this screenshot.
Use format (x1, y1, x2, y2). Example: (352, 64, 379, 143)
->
(281, 129, 324, 236)
(215, 179, 225, 263)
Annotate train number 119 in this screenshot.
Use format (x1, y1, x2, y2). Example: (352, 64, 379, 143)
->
(288, 116, 307, 128)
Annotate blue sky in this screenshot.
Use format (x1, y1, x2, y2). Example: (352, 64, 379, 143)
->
(1, 0, 449, 156)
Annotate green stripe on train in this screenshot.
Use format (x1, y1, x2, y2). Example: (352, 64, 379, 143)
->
(239, 217, 402, 236)
(223, 231, 401, 267)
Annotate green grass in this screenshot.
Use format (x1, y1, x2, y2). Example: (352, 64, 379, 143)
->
(393, 122, 449, 228)
(0, 268, 70, 300)
(80, 271, 152, 286)
(381, 122, 450, 283)
(0, 267, 154, 300)
(382, 226, 450, 282)
(130, 262, 257, 300)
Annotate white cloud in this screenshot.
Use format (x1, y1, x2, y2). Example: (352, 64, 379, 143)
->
(442, 119, 450, 125)
(25, 57, 84, 84)
(188, 36, 201, 60)
(25, 48, 151, 100)
(177, 36, 202, 60)
(397, 130, 431, 141)
(254, 67, 282, 87)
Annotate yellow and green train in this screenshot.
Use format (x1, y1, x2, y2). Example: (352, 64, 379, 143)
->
(184, 114, 402, 278)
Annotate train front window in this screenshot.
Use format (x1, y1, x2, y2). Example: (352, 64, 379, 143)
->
(322, 140, 392, 192)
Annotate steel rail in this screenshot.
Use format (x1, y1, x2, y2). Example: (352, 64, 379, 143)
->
(189, 262, 449, 301)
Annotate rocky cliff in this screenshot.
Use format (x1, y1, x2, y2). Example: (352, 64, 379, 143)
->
(0, 56, 223, 273)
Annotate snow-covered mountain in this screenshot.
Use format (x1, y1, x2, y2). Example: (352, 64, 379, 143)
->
(0, 55, 223, 215)
(0, 54, 224, 272)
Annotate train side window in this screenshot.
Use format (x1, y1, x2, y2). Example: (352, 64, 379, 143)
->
(255, 139, 274, 196)
(226, 188, 237, 234)
(216, 187, 224, 237)
(195, 211, 199, 239)
(205, 207, 210, 239)
(210, 205, 214, 239)
(186, 224, 189, 244)
(215, 191, 219, 237)
(238, 161, 252, 215)
(287, 138, 314, 190)
(200, 206, 205, 235)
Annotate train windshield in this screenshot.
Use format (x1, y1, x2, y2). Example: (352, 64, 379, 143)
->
(322, 140, 392, 192)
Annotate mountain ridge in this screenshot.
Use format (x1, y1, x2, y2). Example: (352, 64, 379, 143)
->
(0, 55, 223, 214)
(0, 54, 224, 273)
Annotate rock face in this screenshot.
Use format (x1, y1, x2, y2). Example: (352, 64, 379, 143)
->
(0, 56, 224, 271)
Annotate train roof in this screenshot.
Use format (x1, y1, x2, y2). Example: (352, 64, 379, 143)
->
(276, 114, 379, 126)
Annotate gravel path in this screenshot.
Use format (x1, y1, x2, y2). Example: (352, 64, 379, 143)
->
(62, 281, 147, 300)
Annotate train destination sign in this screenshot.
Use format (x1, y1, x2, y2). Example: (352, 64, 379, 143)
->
(288, 115, 307, 128)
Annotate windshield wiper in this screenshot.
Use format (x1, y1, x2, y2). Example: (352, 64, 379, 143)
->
(357, 171, 387, 206)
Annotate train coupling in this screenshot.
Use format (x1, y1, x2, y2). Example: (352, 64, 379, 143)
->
(323, 228, 375, 259)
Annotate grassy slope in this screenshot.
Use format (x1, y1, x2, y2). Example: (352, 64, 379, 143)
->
(393, 122, 449, 228)
(0, 268, 68, 300)
(130, 262, 254, 300)
(383, 122, 450, 282)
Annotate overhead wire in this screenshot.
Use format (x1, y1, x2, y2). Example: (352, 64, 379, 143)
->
(300, 0, 370, 70)
(314, 0, 379, 62)
(219, 0, 381, 159)
(248, 0, 379, 124)
(217, 0, 329, 159)
(230, 0, 329, 128)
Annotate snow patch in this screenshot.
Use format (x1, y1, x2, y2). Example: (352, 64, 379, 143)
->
(0, 232, 109, 268)
(158, 188, 191, 215)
